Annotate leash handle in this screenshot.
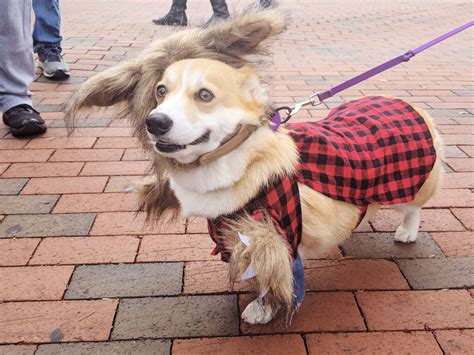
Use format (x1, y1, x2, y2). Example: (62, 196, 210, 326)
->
(287, 20, 473, 117)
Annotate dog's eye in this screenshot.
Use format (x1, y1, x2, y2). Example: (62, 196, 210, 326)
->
(156, 85, 167, 97)
(197, 88, 214, 102)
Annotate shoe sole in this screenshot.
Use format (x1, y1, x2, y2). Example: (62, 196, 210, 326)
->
(38, 62, 70, 80)
(10, 120, 47, 137)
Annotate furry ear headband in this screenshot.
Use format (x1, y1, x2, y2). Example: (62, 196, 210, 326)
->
(65, 9, 286, 126)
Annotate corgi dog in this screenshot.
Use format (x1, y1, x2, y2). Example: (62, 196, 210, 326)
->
(66, 10, 443, 325)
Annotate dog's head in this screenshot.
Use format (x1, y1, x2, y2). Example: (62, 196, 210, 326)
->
(65, 10, 286, 165)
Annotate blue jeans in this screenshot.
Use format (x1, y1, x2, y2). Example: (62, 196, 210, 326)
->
(32, 0, 62, 50)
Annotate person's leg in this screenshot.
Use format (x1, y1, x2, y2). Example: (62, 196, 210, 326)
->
(32, 0, 70, 79)
(203, 0, 230, 27)
(153, 0, 188, 26)
(0, 0, 46, 136)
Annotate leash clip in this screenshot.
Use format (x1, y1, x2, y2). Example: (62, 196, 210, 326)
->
(289, 92, 324, 117)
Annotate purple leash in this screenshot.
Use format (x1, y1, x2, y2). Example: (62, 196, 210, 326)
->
(271, 20, 474, 131)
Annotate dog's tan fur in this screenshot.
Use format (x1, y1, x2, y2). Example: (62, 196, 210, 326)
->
(65, 10, 443, 324)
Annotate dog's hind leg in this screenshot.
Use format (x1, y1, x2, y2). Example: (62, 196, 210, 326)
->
(393, 204, 421, 243)
(241, 296, 280, 325)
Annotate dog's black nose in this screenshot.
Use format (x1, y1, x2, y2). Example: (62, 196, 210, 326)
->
(146, 113, 173, 135)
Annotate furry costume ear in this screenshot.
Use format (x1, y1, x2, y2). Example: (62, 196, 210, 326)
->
(65, 61, 141, 127)
(202, 9, 286, 56)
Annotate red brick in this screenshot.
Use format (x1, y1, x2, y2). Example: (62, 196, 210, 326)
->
(0, 149, 53, 163)
(0, 164, 9, 175)
(186, 217, 209, 233)
(426, 189, 474, 207)
(371, 209, 465, 232)
(431, 232, 474, 257)
(0, 300, 117, 343)
(138, 234, 217, 262)
(30, 236, 139, 265)
(442, 135, 473, 145)
(80, 161, 151, 176)
(24, 137, 96, 149)
(174, 335, 307, 355)
(435, 329, 474, 354)
(306, 331, 442, 355)
(304, 259, 409, 291)
(183, 261, 249, 294)
(460, 145, 474, 157)
(0, 239, 40, 266)
(0, 139, 29, 150)
(104, 175, 146, 192)
(90, 212, 185, 235)
(3, 162, 84, 178)
(452, 208, 474, 230)
(49, 148, 124, 162)
(72, 127, 134, 137)
(53, 193, 138, 213)
(444, 172, 474, 188)
(94, 137, 140, 148)
(22, 176, 108, 194)
(356, 290, 474, 330)
(240, 292, 365, 334)
(446, 158, 474, 172)
(0, 266, 73, 301)
(121, 148, 151, 160)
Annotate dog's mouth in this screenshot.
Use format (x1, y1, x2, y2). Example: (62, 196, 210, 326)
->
(154, 130, 211, 153)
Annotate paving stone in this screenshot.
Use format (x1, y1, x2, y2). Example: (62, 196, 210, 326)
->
(240, 292, 365, 334)
(371, 209, 465, 232)
(49, 117, 112, 128)
(431, 232, 474, 257)
(112, 295, 239, 339)
(183, 261, 249, 294)
(435, 329, 474, 355)
(2, 162, 84, 178)
(306, 331, 442, 355)
(36, 340, 170, 355)
(22, 176, 108, 194)
(0, 163, 10, 175)
(53, 193, 138, 213)
(24, 137, 96, 149)
(30, 236, 139, 265)
(173, 335, 306, 355)
(0, 149, 53, 163)
(341, 232, 444, 259)
(104, 175, 146, 192)
(49, 148, 124, 162)
(0, 213, 95, 238)
(90, 212, 185, 235)
(0, 266, 73, 301)
(0, 345, 36, 355)
(426, 189, 474, 207)
(356, 290, 474, 330)
(304, 259, 409, 291)
(0, 300, 117, 343)
(80, 161, 151, 176)
(397, 257, 474, 289)
(452, 208, 474, 230)
(94, 137, 140, 148)
(0, 238, 40, 266)
(0, 178, 28, 195)
(0, 195, 59, 214)
(65, 263, 183, 299)
(138, 234, 217, 262)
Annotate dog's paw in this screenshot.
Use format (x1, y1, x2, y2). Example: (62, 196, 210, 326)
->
(394, 225, 417, 243)
(241, 298, 277, 325)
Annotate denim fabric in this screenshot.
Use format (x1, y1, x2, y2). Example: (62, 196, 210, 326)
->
(32, 0, 62, 50)
(0, 0, 34, 112)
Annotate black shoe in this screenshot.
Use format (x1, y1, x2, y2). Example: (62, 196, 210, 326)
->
(260, 0, 272, 8)
(153, 4, 187, 26)
(203, 0, 230, 27)
(36, 43, 70, 80)
(2, 104, 47, 137)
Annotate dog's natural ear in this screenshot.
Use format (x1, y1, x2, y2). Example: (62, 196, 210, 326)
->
(202, 9, 286, 56)
(65, 61, 141, 127)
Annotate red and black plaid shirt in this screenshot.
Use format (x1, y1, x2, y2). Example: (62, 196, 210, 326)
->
(208, 96, 437, 261)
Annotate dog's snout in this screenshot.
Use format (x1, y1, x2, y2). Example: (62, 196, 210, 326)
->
(146, 113, 173, 135)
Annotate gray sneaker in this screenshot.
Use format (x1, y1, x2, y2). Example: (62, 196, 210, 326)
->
(36, 44, 70, 80)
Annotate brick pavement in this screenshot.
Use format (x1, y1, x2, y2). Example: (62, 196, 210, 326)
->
(0, 0, 473, 353)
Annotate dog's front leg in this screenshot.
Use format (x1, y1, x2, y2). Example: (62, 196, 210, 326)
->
(224, 215, 295, 324)
(242, 293, 281, 325)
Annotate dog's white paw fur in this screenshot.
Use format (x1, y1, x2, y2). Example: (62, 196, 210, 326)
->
(241, 298, 277, 325)
(394, 225, 418, 243)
